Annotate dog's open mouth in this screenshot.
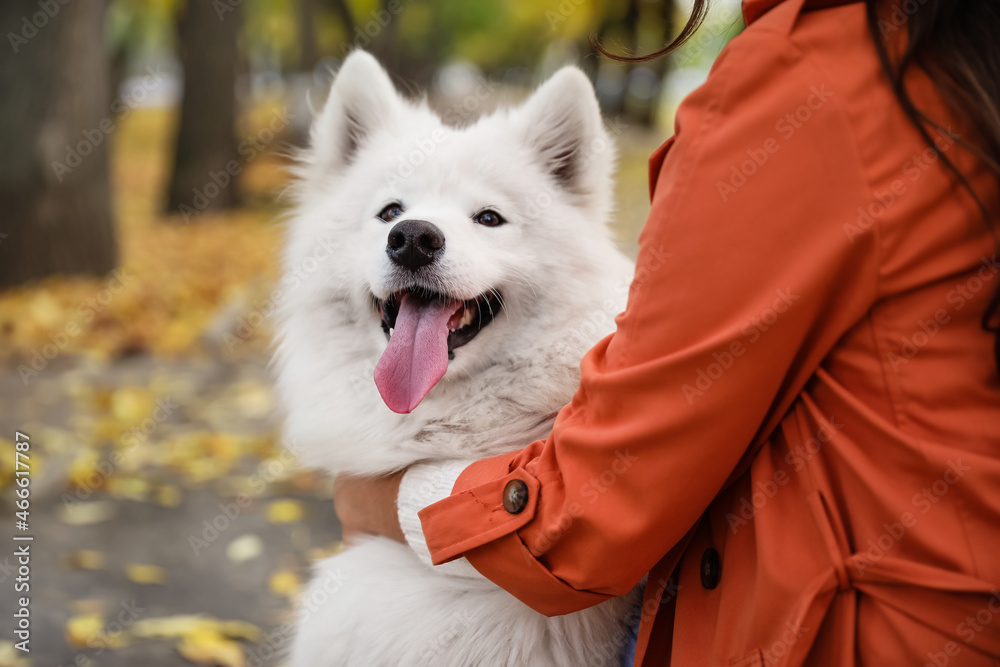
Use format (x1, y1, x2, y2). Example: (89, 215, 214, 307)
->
(377, 288, 502, 354)
(371, 288, 502, 414)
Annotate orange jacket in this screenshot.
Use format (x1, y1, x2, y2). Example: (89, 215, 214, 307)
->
(418, 0, 1000, 663)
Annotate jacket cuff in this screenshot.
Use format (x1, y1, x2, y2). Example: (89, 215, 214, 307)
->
(397, 459, 484, 579)
(418, 449, 613, 616)
(418, 450, 532, 564)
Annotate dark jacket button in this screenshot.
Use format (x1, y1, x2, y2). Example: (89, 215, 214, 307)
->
(701, 548, 721, 590)
(502, 479, 529, 514)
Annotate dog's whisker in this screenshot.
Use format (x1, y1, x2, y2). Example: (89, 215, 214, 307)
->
(505, 268, 541, 299)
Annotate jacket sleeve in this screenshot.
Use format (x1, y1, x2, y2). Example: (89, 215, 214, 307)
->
(417, 28, 880, 616)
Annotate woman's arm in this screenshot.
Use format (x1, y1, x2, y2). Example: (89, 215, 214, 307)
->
(334, 471, 405, 545)
(340, 26, 880, 615)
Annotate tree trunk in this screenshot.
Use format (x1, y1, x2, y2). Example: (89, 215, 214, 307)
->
(164, 0, 243, 218)
(0, 0, 117, 287)
(326, 0, 356, 40)
(299, 0, 319, 72)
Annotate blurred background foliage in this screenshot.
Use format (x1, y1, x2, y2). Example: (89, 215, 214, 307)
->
(0, 0, 743, 362)
(0, 1, 741, 665)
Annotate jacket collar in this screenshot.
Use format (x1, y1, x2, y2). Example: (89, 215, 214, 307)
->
(742, 0, 859, 26)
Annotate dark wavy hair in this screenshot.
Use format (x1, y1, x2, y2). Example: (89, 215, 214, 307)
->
(592, 0, 1000, 373)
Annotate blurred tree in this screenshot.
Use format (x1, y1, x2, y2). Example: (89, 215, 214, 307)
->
(299, 0, 320, 70)
(326, 0, 356, 40)
(594, 0, 676, 126)
(165, 0, 244, 218)
(0, 0, 117, 287)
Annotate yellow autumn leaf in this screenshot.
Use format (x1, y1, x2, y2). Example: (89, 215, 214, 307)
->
(110, 387, 155, 423)
(0, 639, 31, 666)
(132, 614, 261, 641)
(132, 615, 205, 639)
(58, 501, 116, 526)
(0, 441, 14, 490)
(66, 613, 105, 648)
(232, 380, 274, 418)
(226, 534, 263, 563)
(266, 499, 304, 524)
(216, 620, 262, 642)
(155, 484, 184, 507)
(177, 628, 246, 667)
(268, 570, 301, 598)
(68, 449, 103, 490)
(124, 563, 167, 585)
(106, 476, 151, 502)
(62, 550, 106, 571)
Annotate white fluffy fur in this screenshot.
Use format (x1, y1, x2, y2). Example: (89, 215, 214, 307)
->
(274, 51, 638, 667)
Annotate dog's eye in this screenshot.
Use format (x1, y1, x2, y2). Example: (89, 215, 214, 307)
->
(378, 203, 405, 222)
(474, 210, 505, 228)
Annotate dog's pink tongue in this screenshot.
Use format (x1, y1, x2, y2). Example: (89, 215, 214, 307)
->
(374, 294, 461, 414)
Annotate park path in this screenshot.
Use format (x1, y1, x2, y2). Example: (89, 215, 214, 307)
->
(0, 351, 341, 667)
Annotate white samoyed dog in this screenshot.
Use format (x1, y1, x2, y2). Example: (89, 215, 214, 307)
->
(274, 50, 639, 667)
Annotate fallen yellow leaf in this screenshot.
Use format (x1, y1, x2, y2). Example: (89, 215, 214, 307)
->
(0, 639, 31, 666)
(132, 615, 261, 642)
(226, 534, 263, 563)
(68, 449, 103, 490)
(124, 563, 167, 585)
(106, 476, 151, 502)
(62, 550, 106, 571)
(58, 501, 117, 526)
(110, 387, 155, 423)
(177, 627, 245, 667)
(216, 620, 261, 642)
(268, 570, 301, 598)
(266, 499, 303, 524)
(66, 613, 105, 648)
(155, 484, 184, 507)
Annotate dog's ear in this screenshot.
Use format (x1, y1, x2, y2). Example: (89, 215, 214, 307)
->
(514, 67, 615, 210)
(312, 50, 402, 170)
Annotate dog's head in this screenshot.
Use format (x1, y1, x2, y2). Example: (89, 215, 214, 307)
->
(284, 51, 620, 415)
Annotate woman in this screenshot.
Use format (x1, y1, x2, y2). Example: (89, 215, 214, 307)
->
(333, 0, 1000, 663)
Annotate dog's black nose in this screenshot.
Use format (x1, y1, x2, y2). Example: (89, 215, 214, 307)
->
(386, 220, 445, 271)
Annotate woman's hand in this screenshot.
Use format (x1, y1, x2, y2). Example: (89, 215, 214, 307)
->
(333, 471, 406, 546)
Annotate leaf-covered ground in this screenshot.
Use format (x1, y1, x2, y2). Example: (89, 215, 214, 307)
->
(0, 102, 660, 666)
